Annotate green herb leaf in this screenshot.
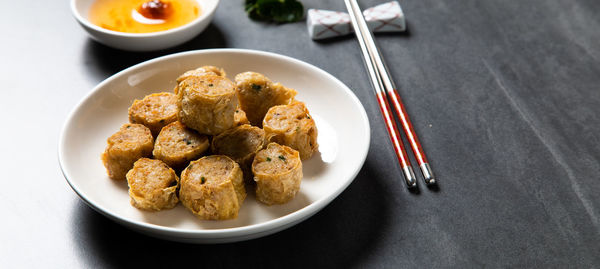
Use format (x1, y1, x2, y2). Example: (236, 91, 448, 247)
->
(251, 83, 262, 91)
(245, 0, 304, 23)
(266, 157, 272, 161)
(278, 155, 286, 161)
(201, 176, 206, 184)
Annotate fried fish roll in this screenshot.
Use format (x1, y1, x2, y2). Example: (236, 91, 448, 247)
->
(128, 92, 179, 136)
(252, 143, 302, 205)
(126, 158, 179, 211)
(234, 107, 249, 126)
(153, 121, 210, 170)
(178, 75, 238, 135)
(234, 72, 297, 126)
(179, 155, 246, 220)
(262, 102, 318, 160)
(211, 124, 265, 180)
(101, 123, 154, 181)
(174, 66, 226, 94)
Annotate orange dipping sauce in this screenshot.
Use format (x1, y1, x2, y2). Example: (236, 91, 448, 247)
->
(89, 0, 201, 33)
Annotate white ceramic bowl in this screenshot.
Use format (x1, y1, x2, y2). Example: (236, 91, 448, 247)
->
(59, 49, 370, 243)
(70, 0, 219, 51)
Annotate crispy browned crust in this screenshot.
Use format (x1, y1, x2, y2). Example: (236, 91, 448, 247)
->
(101, 123, 154, 181)
(153, 121, 209, 170)
(263, 101, 318, 160)
(177, 75, 238, 135)
(252, 143, 302, 205)
(179, 155, 246, 220)
(234, 107, 249, 126)
(211, 124, 266, 181)
(128, 92, 178, 136)
(126, 158, 179, 211)
(174, 66, 227, 94)
(235, 72, 297, 126)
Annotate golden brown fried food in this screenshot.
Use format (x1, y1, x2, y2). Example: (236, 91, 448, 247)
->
(153, 121, 210, 170)
(211, 124, 265, 180)
(177, 75, 239, 135)
(235, 72, 297, 126)
(126, 158, 179, 211)
(263, 102, 318, 160)
(179, 155, 246, 220)
(128, 92, 179, 136)
(252, 143, 302, 205)
(174, 66, 227, 94)
(234, 106, 249, 126)
(101, 123, 154, 180)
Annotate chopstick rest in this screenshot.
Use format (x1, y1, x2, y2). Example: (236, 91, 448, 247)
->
(307, 1, 406, 40)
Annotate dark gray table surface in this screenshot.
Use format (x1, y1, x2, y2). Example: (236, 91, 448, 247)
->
(1, 0, 599, 267)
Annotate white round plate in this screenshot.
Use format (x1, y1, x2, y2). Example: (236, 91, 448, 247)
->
(59, 49, 370, 243)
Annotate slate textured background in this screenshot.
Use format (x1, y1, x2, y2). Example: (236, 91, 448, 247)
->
(1, 0, 599, 267)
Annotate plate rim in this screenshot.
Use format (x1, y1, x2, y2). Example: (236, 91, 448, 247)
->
(58, 48, 371, 239)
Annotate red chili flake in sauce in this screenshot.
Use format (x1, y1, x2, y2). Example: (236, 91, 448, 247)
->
(138, 0, 173, 20)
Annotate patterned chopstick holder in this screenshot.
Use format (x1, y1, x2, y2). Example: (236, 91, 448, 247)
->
(307, 1, 406, 40)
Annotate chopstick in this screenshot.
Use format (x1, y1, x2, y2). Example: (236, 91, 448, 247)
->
(344, 0, 436, 186)
(343, 0, 417, 187)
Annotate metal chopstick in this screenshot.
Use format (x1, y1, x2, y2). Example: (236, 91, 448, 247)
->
(343, 0, 417, 187)
(345, 0, 436, 185)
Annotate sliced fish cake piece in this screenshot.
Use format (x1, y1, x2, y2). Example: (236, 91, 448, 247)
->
(153, 121, 209, 170)
(128, 92, 179, 136)
(252, 143, 302, 205)
(177, 75, 238, 135)
(101, 123, 154, 181)
(235, 72, 296, 126)
(126, 158, 179, 211)
(180, 155, 246, 220)
(263, 102, 318, 160)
